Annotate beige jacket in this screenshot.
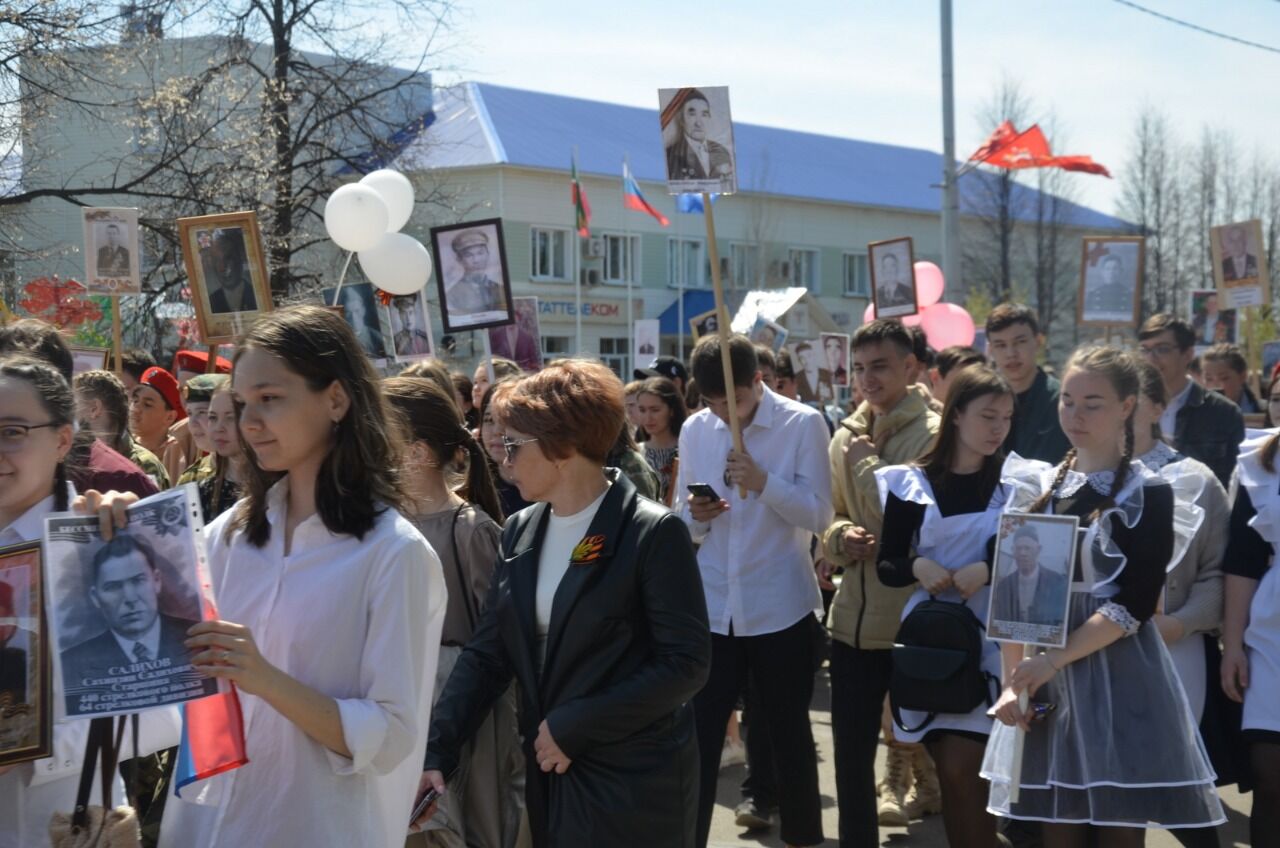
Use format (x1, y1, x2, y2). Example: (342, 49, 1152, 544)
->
(1164, 456, 1226, 637)
(823, 385, 941, 650)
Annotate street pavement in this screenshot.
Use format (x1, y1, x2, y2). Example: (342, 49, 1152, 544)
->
(709, 671, 1251, 848)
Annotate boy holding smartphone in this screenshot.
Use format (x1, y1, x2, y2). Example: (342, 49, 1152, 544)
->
(675, 333, 833, 848)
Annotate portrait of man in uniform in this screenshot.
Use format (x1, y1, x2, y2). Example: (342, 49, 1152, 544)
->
(96, 224, 131, 278)
(431, 219, 515, 333)
(1220, 224, 1259, 283)
(869, 237, 918, 319)
(1079, 237, 1142, 325)
(389, 293, 433, 360)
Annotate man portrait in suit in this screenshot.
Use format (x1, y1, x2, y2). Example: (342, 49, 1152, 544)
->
(992, 524, 1069, 627)
(1084, 253, 1133, 318)
(0, 580, 27, 707)
(1192, 292, 1221, 346)
(824, 334, 849, 388)
(444, 228, 507, 325)
(793, 342, 831, 405)
(1221, 225, 1259, 282)
(59, 533, 199, 710)
(663, 88, 734, 186)
(390, 295, 432, 358)
(96, 224, 130, 277)
(489, 320, 540, 372)
(875, 252, 914, 310)
(202, 228, 259, 315)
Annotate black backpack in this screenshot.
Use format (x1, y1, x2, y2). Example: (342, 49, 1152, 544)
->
(889, 599, 999, 733)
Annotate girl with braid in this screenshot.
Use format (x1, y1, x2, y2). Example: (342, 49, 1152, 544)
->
(982, 347, 1224, 846)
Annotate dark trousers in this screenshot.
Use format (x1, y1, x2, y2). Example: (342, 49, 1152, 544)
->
(740, 673, 777, 809)
(829, 641, 893, 848)
(693, 616, 823, 848)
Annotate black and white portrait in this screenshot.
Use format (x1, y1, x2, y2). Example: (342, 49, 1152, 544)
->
(749, 315, 789, 354)
(689, 308, 719, 341)
(868, 237, 918, 319)
(489, 296, 541, 372)
(82, 207, 142, 295)
(633, 319, 660, 368)
(431, 219, 514, 333)
(658, 86, 738, 196)
(322, 282, 387, 360)
(45, 486, 218, 719)
(791, 341, 833, 405)
(384, 289, 434, 363)
(1079, 237, 1143, 325)
(987, 513, 1079, 648)
(1211, 219, 1270, 308)
(820, 333, 851, 389)
(180, 211, 273, 344)
(0, 542, 49, 766)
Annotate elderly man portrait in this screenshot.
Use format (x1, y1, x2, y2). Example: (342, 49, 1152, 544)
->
(992, 524, 1069, 626)
(664, 88, 734, 185)
(96, 224, 131, 277)
(875, 252, 913, 310)
(1221, 225, 1259, 282)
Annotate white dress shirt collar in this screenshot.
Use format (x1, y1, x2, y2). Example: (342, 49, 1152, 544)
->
(711, 385, 777, 432)
(112, 616, 162, 664)
(0, 485, 74, 546)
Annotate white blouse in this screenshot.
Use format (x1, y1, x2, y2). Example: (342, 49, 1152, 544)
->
(159, 481, 446, 848)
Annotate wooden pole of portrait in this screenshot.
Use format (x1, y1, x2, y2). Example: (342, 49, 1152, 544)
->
(206, 345, 219, 375)
(701, 192, 746, 498)
(111, 298, 123, 376)
(1006, 643, 1035, 804)
(481, 330, 495, 385)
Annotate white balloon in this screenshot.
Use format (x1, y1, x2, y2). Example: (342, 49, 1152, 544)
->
(359, 169, 415, 233)
(324, 184, 389, 252)
(358, 232, 432, 295)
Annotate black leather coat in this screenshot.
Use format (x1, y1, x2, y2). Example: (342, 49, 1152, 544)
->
(425, 471, 711, 847)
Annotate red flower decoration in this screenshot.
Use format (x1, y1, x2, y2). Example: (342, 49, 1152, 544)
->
(18, 277, 103, 328)
(570, 535, 606, 566)
(374, 287, 395, 307)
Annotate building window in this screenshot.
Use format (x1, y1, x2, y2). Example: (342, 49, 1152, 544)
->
(602, 234, 640, 284)
(542, 335, 571, 361)
(729, 242, 758, 289)
(842, 252, 869, 297)
(531, 227, 570, 280)
(667, 238, 706, 288)
(598, 337, 630, 378)
(789, 248, 819, 293)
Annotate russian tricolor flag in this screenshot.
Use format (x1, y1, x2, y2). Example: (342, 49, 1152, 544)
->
(623, 163, 670, 227)
(175, 687, 249, 797)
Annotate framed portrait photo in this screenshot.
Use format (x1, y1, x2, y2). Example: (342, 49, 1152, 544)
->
(82, 208, 142, 295)
(1188, 289, 1238, 346)
(632, 318, 660, 368)
(383, 289, 435, 364)
(868, 237, 918, 319)
(178, 211, 273, 345)
(69, 346, 110, 376)
(748, 315, 789, 354)
(45, 486, 221, 719)
(987, 512, 1080, 648)
(689, 308, 720, 341)
(321, 282, 389, 361)
(489, 296, 542, 372)
(1211, 219, 1270, 308)
(0, 541, 51, 767)
(657, 86, 738, 196)
(1078, 237, 1144, 327)
(820, 332, 851, 389)
(430, 219, 514, 334)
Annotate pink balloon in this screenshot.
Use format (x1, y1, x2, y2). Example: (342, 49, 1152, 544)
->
(914, 261, 945, 308)
(862, 302, 875, 324)
(919, 302, 975, 349)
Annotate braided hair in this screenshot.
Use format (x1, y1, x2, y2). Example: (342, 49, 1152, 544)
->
(1028, 346, 1139, 520)
(0, 355, 76, 511)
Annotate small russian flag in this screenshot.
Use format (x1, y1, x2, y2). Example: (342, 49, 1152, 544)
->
(623, 163, 670, 227)
(675, 193, 718, 214)
(175, 687, 249, 797)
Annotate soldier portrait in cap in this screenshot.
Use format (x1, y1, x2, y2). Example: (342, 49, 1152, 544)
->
(987, 513, 1078, 648)
(1079, 236, 1143, 326)
(658, 86, 738, 195)
(430, 218, 515, 333)
(384, 290, 436, 363)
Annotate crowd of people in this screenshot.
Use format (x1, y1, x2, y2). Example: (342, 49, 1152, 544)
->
(0, 298, 1276, 848)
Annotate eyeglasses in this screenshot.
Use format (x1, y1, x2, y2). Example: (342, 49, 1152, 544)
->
(1137, 343, 1179, 358)
(0, 422, 60, 454)
(501, 435, 538, 463)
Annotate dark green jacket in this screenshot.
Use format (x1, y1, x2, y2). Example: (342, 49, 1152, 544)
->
(1005, 369, 1070, 464)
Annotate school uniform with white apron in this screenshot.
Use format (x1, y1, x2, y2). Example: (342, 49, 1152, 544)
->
(1231, 434, 1280, 736)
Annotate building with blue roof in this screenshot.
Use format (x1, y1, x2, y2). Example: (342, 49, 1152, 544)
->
(388, 82, 1130, 373)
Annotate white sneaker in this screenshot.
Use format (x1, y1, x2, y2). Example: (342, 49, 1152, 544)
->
(719, 739, 746, 769)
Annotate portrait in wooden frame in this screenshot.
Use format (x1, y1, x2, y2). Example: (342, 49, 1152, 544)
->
(0, 541, 51, 767)
(868, 236, 918, 319)
(178, 211, 273, 344)
(68, 346, 110, 376)
(430, 218, 514, 334)
(1078, 236, 1144, 327)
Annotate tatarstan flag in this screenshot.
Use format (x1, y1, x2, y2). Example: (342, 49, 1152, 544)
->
(571, 154, 591, 237)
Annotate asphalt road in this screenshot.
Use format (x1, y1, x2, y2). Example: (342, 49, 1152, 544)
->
(708, 671, 1252, 848)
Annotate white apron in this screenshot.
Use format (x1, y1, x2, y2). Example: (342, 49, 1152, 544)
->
(1234, 438, 1280, 733)
(876, 464, 1008, 743)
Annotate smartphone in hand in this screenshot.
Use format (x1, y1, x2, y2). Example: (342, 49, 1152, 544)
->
(686, 482, 721, 501)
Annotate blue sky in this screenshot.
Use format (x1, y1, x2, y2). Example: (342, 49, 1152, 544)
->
(431, 0, 1280, 215)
